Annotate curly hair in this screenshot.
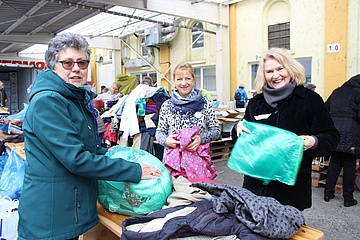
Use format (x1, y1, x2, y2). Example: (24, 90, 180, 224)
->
(45, 32, 91, 69)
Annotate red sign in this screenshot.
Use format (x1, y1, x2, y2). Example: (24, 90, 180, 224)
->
(0, 59, 47, 70)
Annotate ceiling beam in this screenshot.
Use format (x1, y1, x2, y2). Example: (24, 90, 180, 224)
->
(0, 35, 53, 44)
(90, 0, 229, 26)
(2, 0, 48, 34)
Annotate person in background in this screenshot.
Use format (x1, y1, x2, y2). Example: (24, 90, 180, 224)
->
(18, 32, 161, 240)
(0, 84, 32, 134)
(324, 74, 360, 207)
(155, 62, 221, 180)
(142, 76, 154, 86)
(234, 84, 248, 108)
(0, 80, 8, 107)
(95, 82, 122, 103)
(305, 82, 316, 91)
(234, 47, 339, 211)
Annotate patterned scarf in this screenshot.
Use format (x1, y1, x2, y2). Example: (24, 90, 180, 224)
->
(170, 88, 205, 114)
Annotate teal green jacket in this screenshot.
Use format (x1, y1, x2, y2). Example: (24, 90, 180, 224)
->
(18, 69, 142, 240)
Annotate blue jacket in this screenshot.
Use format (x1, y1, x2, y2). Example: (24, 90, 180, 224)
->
(234, 87, 248, 102)
(18, 69, 142, 240)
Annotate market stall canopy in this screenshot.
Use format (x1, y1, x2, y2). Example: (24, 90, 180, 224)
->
(0, 0, 233, 56)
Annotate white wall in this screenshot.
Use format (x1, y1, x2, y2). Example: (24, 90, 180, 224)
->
(235, 0, 326, 97)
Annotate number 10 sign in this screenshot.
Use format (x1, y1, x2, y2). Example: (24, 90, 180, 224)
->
(327, 43, 340, 53)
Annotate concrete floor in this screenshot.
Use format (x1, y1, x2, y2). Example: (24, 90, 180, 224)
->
(213, 160, 360, 240)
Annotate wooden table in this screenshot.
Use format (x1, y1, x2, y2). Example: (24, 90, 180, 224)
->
(93, 202, 323, 240)
(0, 130, 17, 141)
(1, 130, 323, 240)
(96, 202, 129, 237)
(0, 130, 25, 159)
(5, 141, 25, 159)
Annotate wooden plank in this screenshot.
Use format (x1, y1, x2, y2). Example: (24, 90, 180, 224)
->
(0, 130, 17, 141)
(96, 202, 324, 240)
(97, 202, 129, 237)
(6, 142, 25, 160)
(290, 225, 324, 240)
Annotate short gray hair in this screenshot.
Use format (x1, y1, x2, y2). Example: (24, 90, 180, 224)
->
(45, 32, 91, 69)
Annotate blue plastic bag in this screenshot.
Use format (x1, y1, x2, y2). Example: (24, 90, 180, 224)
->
(0, 151, 8, 177)
(98, 146, 172, 216)
(0, 148, 25, 200)
(228, 120, 304, 186)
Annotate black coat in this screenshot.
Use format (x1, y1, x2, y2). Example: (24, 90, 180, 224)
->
(232, 86, 339, 211)
(325, 74, 360, 156)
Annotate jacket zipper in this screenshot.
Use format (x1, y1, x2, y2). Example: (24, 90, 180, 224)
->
(74, 188, 79, 224)
(275, 107, 280, 127)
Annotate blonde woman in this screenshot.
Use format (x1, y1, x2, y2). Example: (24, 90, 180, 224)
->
(234, 48, 339, 211)
(155, 62, 221, 180)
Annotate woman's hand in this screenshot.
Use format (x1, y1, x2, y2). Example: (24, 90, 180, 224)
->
(166, 133, 180, 148)
(140, 164, 162, 179)
(299, 135, 316, 151)
(236, 121, 251, 136)
(186, 134, 201, 152)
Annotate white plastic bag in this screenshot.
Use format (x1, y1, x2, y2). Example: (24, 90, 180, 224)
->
(0, 196, 19, 240)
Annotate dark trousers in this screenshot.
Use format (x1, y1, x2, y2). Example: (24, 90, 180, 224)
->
(324, 151, 356, 201)
(235, 100, 245, 108)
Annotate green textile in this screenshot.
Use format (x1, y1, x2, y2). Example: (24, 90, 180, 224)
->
(115, 74, 138, 95)
(228, 120, 304, 186)
(200, 88, 213, 104)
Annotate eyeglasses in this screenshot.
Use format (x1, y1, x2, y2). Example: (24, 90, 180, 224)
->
(57, 59, 90, 70)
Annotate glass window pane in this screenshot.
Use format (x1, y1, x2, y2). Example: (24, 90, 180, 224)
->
(148, 72, 157, 85)
(297, 59, 312, 84)
(268, 22, 290, 49)
(192, 22, 204, 48)
(251, 64, 259, 91)
(194, 68, 201, 88)
(203, 67, 216, 91)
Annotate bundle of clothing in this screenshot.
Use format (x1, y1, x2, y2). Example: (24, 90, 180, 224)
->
(120, 180, 305, 240)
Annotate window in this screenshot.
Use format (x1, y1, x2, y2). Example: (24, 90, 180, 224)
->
(191, 22, 204, 49)
(250, 59, 312, 91)
(250, 63, 259, 91)
(297, 58, 312, 84)
(268, 22, 290, 49)
(194, 66, 216, 91)
(141, 38, 150, 57)
(135, 72, 157, 85)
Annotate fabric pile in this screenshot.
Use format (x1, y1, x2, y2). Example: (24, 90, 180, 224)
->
(99, 84, 170, 151)
(120, 180, 305, 240)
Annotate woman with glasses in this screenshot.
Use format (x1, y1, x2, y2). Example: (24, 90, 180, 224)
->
(18, 32, 161, 240)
